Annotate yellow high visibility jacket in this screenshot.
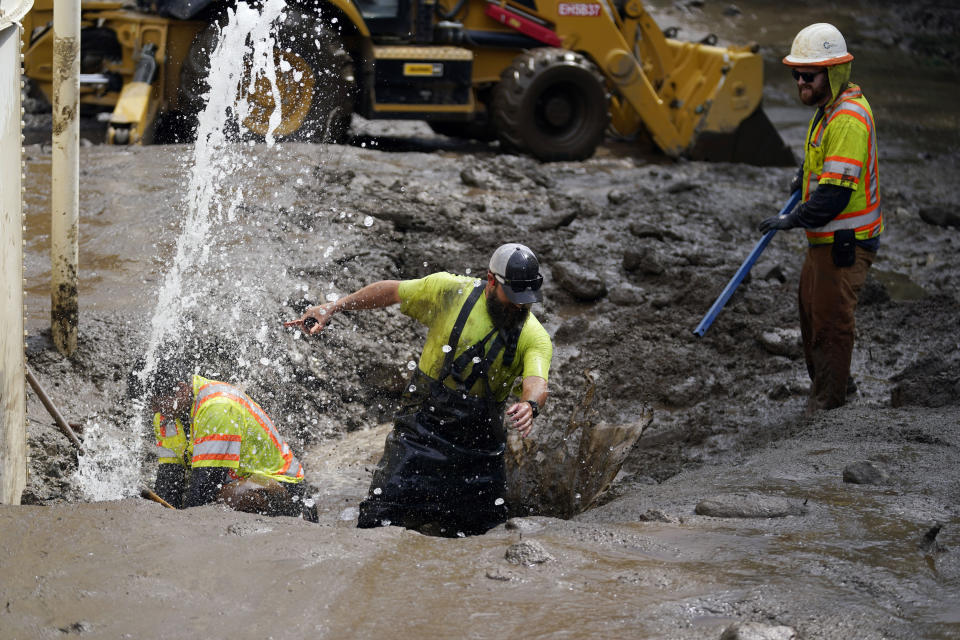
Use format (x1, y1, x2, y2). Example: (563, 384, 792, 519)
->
(802, 83, 883, 245)
(153, 375, 303, 483)
(398, 273, 553, 403)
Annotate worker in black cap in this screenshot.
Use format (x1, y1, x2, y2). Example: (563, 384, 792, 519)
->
(286, 243, 553, 536)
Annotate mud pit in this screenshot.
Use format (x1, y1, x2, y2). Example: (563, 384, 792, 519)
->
(6, 1, 960, 637)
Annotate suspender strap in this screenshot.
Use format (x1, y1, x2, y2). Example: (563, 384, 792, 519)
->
(458, 333, 506, 393)
(449, 328, 495, 378)
(437, 283, 485, 382)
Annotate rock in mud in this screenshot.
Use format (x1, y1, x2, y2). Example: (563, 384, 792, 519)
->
(890, 356, 960, 408)
(505, 540, 554, 565)
(762, 265, 787, 283)
(607, 189, 630, 205)
(665, 179, 699, 194)
(695, 493, 807, 519)
(504, 517, 545, 534)
(59, 621, 94, 634)
(758, 328, 802, 359)
(459, 166, 494, 188)
(551, 261, 607, 301)
(532, 210, 578, 231)
(918, 523, 947, 554)
(607, 282, 645, 306)
(842, 461, 888, 485)
(918, 205, 960, 228)
(720, 622, 797, 640)
(637, 509, 679, 523)
(623, 248, 665, 275)
(628, 221, 683, 241)
(485, 568, 519, 581)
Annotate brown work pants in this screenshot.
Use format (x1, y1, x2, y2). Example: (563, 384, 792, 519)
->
(798, 245, 874, 413)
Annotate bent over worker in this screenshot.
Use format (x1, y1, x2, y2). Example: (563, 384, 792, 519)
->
(287, 243, 553, 537)
(759, 23, 883, 414)
(129, 353, 316, 521)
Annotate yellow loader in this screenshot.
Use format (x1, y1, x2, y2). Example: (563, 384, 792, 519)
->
(22, 0, 793, 164)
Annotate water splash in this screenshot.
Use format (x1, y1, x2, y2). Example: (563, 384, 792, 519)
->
(76, 0, 291, 499)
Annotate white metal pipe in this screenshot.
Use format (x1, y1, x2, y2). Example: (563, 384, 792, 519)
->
(0, 0, 32, 505)
(51, 0, 79, 356)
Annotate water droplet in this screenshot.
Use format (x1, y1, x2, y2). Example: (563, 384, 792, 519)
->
(441, 345, 452, 353)
(382, 519, 392, 526)
(373, 487, 382, 495)
(363, 215, 374, 227)
(472, 356, 481, 364)
(408, 385, 417, 393)
(495, 498, 505, 506)
(407, 360, 417, 370)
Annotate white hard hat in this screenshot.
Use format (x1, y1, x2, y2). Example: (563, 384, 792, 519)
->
(783, 23, 853, 66)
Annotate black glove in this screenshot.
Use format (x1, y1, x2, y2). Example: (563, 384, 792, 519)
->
(788, 168, 803, 195)
(759, 211, 798, 234)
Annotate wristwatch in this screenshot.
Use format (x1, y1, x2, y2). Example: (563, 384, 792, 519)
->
(526, 400, 540, 418)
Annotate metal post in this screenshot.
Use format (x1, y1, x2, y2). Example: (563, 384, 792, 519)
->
(0, 0, 33, 505)
(50, 0, 79, 356)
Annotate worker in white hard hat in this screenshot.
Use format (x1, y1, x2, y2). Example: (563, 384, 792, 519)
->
(759, 23, 883, 414)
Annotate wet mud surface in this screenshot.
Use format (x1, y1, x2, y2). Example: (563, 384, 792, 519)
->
(7, 1, 960, 637)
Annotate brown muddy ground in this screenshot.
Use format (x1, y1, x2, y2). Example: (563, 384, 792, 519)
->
(5, 1, 960, 638)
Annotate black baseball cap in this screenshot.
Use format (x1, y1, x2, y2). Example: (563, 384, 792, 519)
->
(489, 243, 544, 304)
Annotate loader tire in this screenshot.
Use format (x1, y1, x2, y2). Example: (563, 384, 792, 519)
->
(493, 48, 609, 162)
(179, 12, 354, 143)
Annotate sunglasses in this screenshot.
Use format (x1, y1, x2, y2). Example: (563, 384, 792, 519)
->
(494, 273, 543, 292)
(791, 68, 825, 83)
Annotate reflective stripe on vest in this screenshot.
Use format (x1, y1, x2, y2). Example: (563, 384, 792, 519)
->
(191, 382, 303, 479)
(804, 85, 883, 245)
(156, 444, 181, 459)
(193, 433, 242, 462)
(158, 415, 179, 439)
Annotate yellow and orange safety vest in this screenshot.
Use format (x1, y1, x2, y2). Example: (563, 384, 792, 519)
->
(802, 83, 883, 245)
(154, 375, 303, 483)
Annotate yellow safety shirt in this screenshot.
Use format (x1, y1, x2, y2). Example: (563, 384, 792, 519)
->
(398, 273, 552, 403)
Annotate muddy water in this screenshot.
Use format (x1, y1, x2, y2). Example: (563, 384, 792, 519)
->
(22, 148, 186, 322)
(3, 408, 958, 639)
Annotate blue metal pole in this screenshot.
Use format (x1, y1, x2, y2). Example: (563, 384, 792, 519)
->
(693, 190, 802, 337)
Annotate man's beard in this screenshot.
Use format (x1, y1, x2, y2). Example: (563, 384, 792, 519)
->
(486, 290, 530, 332)
(799, 82, 830, 107)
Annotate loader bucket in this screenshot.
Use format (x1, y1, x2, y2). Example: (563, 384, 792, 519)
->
(688, 105, 795, 166)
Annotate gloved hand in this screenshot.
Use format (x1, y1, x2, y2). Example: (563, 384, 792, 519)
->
(789, 169, 803, 195)
(759, 212, 798, 234)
